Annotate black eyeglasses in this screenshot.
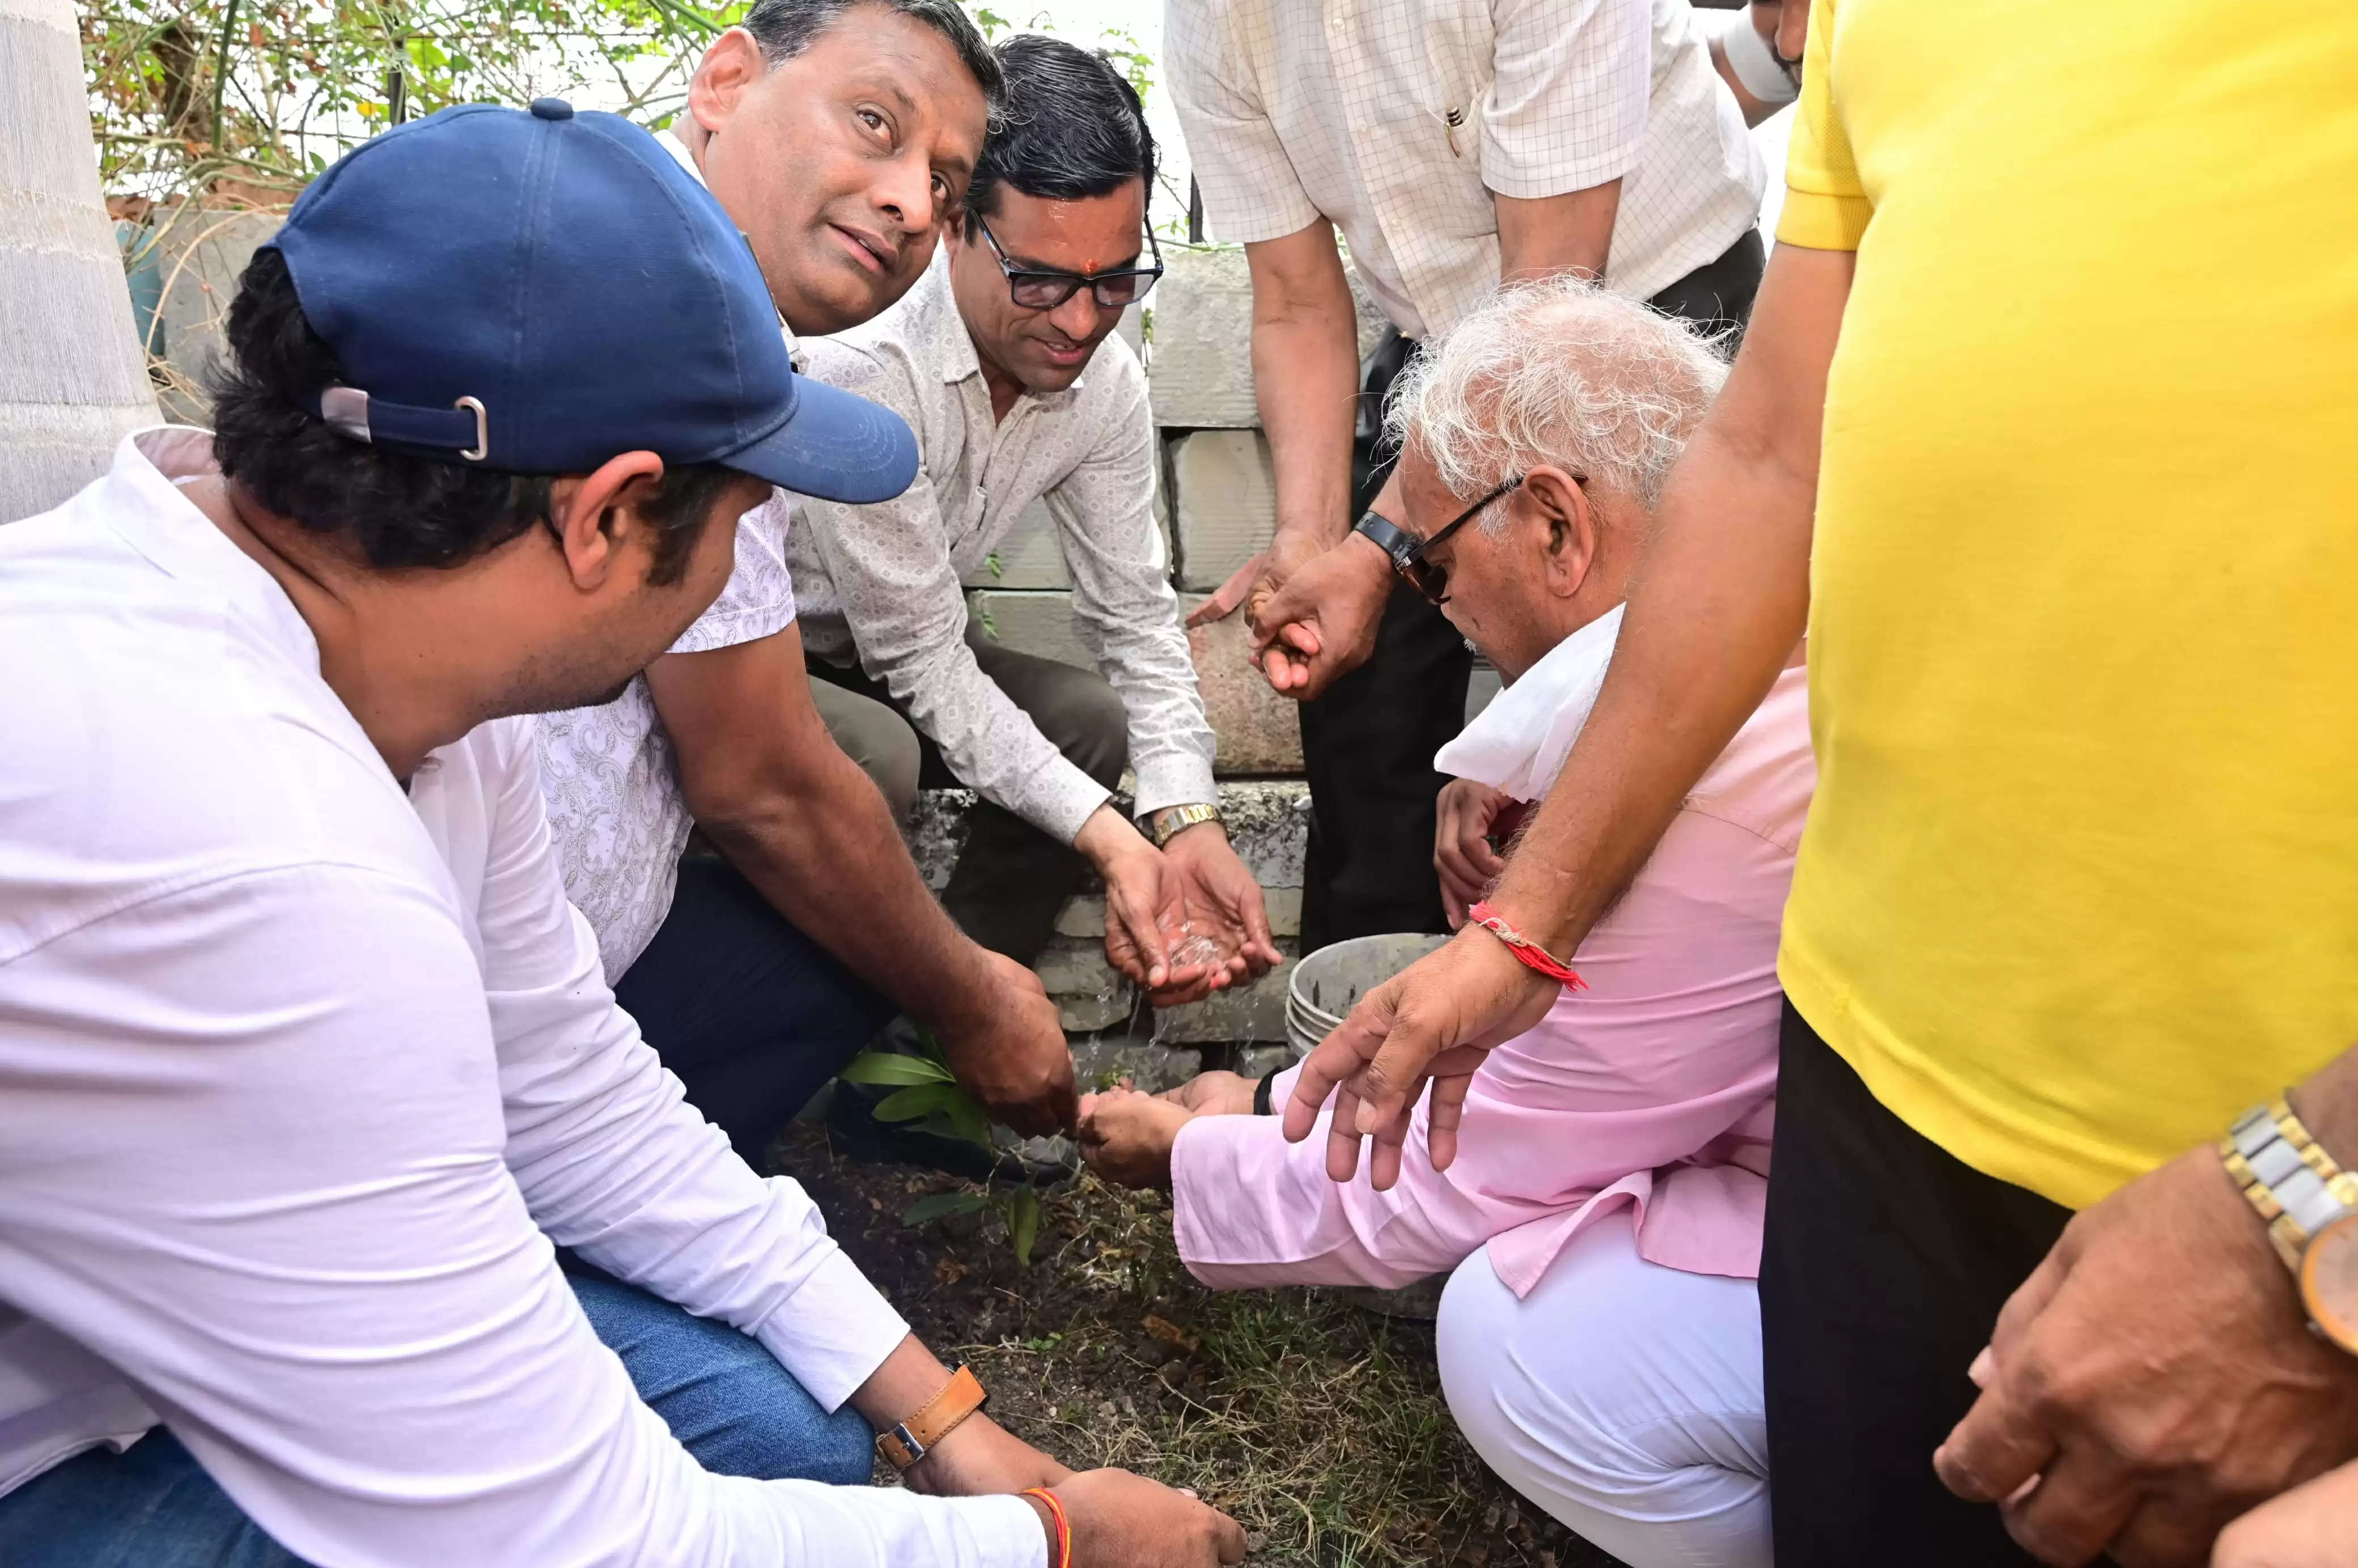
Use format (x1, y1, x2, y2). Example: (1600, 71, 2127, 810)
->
(1392, 474, 1525, 605)
(973, 213, 1164, 311)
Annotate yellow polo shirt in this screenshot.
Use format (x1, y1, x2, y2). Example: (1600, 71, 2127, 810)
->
(1775, 0, 2358, 1209)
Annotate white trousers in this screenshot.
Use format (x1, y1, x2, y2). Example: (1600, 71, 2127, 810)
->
(1434, 1215, 1771, 1568)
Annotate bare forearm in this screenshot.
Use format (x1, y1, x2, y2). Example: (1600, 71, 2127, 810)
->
(2292, 1046, 2358, 1165)
(700, 746, 994, 1032)
(1494, 181, 1622, 283)
(1246, 227, 1362, 548)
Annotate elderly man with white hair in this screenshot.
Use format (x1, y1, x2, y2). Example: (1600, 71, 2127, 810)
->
(1076, 277, 1813, 1568)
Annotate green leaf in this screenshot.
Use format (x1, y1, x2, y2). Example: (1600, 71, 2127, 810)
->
(1005, 1188, 1042, 1267)
(903, 1191, 989, 1227)
(942, 1097, 991, 1150)
(838, 1051, 955, 1087)
(873, 1082, 966, 1123)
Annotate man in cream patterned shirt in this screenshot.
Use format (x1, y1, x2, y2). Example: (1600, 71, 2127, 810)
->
(1169, 0, 1766, 950)
(796, 36, 1282, 1004)
(535, 0, 1083, 1166)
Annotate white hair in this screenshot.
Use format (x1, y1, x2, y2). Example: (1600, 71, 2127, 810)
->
(1385, 276, 1728, 526)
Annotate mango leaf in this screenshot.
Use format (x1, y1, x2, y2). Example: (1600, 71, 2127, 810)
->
(838, 1051, 955, 1087)
(873, 1083, 966, 1123)
(1006, 1188, 1042, 1267)
(903, 1192, 989, 1228)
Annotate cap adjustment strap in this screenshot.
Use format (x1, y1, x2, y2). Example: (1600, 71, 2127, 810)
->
(313, 385, 490, 462)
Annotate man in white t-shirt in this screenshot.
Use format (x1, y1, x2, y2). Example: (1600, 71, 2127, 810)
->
(0, 101, 1240, 1568)
(536, 0, 1080, 1169)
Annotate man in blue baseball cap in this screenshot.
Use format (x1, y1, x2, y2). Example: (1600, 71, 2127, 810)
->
(0, 103, 1242, 1568)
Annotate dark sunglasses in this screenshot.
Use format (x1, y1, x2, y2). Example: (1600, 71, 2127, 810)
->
(1391, 474, 1524, 605)
(973, 213, 1164, 311)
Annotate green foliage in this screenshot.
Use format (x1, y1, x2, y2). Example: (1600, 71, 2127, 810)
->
(841, 1029, 1048, 1266)
(838, 1051, 957, 1088)
(81, 0, 743, 202)
(902, 1191, 990, 1226)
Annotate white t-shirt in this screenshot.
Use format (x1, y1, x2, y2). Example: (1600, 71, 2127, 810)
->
(536, 488, 799, 980)
(0, 430, 1043, 1568)
(535, 128, 801, 981)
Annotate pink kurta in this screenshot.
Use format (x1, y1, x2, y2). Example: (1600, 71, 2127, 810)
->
(1172, 664, 1813, 1297)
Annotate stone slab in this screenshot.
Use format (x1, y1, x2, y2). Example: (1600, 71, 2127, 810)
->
(1145, 245, 1392, 429)
(1149, 951, 1296, 1044)
(959, 498, 1067, 589)
(1070, 1040, 1201, 1094)
(1169, 429, 1275, 592)
(965, 588, 1090, 669)
(1183, 590, 1303, 775)
(1235, 1044, 1300, 1080)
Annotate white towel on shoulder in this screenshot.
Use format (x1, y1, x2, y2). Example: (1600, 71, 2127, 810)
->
(1434, 604, 1624, 802)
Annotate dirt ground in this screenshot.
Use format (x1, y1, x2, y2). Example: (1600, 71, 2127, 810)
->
(779, 1124, 1625, 1568)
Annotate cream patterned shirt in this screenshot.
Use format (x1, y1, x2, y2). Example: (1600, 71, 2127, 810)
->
(535, 127, 803, 982)
(794, 254, 1217, 845)
(1167, 0, 1765, 337)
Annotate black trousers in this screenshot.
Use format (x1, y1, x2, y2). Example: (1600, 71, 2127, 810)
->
(613, 854, 895, 1168)
(1761, 1001, 2072, 1563)
(1297, 228, 1770, 951)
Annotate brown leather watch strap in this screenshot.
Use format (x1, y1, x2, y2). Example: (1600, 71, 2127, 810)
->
(876, 1364, 988, 1471)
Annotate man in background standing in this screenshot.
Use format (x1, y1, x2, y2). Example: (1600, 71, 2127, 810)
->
(1168, 0, 1765, 949)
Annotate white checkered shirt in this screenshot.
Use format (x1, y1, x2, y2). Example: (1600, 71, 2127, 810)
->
(1167, 0, 1766, 337)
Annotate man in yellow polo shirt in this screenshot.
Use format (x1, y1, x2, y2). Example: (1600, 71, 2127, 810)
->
(1281, 1, 2358, 1560)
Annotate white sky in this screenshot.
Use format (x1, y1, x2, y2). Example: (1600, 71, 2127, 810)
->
(962, 3, 1198, 230)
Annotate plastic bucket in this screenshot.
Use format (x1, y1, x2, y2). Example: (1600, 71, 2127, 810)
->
(1281, 933, 1449, 1059)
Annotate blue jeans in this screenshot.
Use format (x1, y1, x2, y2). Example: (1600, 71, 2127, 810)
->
(0, 1274, 873, 1567)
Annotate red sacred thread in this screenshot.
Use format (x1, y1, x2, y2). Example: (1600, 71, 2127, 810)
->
(1022, 1487, 1072, 1568)
(1466, 900, 1588, 988)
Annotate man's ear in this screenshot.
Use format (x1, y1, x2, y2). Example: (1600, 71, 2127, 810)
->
(688, 27, 766, 136)
(1523, 464, 1598, 600)
(545, 451, 668, 593)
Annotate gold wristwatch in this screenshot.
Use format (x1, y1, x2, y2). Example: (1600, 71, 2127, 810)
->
(2220, 1097, 2358, 1355)
(1144, 802, 1222, 847)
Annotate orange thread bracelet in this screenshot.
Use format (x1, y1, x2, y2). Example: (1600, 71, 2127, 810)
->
(1466, 900, 1586, 988)
(1021, 1486, 1071, 1568)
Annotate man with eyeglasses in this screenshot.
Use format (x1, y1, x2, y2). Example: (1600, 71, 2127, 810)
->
(1167, 0, 1768, 959)
(794, 35, 1281, 1008)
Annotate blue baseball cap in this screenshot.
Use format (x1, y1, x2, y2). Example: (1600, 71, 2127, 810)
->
(265, 99, 917, 504)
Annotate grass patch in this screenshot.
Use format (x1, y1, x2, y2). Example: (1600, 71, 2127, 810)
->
(786, 1125, 1612, 1568)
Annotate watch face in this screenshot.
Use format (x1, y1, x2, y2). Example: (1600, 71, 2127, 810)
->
(2302, 1213, 2358, 1354)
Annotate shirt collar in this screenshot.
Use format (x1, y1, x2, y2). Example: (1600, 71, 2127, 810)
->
(99, 427, 323, 678)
